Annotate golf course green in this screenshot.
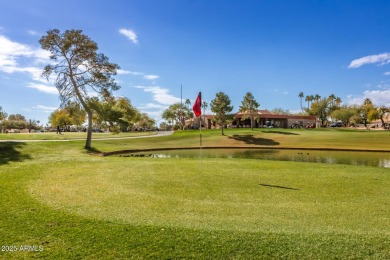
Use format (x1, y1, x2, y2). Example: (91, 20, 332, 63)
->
(1, 128, 389, 259)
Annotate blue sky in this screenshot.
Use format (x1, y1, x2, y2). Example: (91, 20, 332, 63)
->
(1, 0, 390, 125)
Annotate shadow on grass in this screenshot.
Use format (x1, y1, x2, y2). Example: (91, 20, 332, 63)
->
(84, 146, 103, 155)
(228, 135, 279, 146)
(259, 183, 300, 191)
(261, 130, 300, 135)
(0, 142, 31, 165)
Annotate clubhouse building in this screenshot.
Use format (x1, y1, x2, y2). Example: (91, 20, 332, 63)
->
(187, 109, 316, 129)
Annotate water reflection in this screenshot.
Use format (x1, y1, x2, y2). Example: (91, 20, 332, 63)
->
(133, 149, 390, 168)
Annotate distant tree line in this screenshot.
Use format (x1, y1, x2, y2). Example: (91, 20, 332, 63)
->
(0, 100, 156, 134)
(0, 107, 41, 133)
(298, 92, 389, 127)
(161, 91, 297, 135)
(49, 97, 156, 133)
(161, 90, 390, 134)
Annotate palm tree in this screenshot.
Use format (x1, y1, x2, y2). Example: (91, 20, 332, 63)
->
(299, 92, 304, 112)
(185, 98, 191, 110)
(201, 101, 208, 115)
(335, 97, 342, 108)
(364, 98, 372, 105)
(305, 95, 314, 108)
(328, 94, 336, 107)
(314, 94, 321, 102)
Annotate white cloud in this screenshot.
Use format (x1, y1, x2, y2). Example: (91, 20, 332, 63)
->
(134, 86, 180, 105)
(347, 89, 390, 107)
(23, 67, 45, 81)
(33, 49, 51, 63)
(144, 74, 159, 80)
(28, 30, 37, 35)
(36, 104, 57, 110)
(117, 69, 131, 75)
(377, 81, 390, 89)
(143, 111, 163, 119)
(289, 109, 303, 114)
(0, 35, 51, 62)
(139, 103, 167, 110)
(348, 52, 390, 69)
(0, 54, 17, 67)
(118, 69, 159, 81)
(0, 35, 33, 56)
(34, 105, 58, 113)
(117, 69, 144, 76)
(384, 72, 390, 76)
(2, 66, 45, 82)
(119, 28, 138, 44)
(0, 34, 51, 84)
(26, 83, 58, 95)
(270, 88, 288, 95)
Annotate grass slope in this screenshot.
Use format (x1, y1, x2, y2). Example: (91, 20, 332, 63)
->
(1, 129, 390, 259)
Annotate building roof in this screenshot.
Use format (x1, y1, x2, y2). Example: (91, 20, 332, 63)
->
(234, 110, 316, 120)
(235, 110, 272, 117)
(184, 111, 316, 124)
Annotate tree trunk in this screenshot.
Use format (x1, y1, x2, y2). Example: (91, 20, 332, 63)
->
(221, 124, 224, 135)
(85, 110, 93, 149)
(69, 70, 94, 149)
(251, 115, 254, 130)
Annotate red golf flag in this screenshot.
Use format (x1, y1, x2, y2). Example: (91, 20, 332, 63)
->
(192, 92, 202, 117)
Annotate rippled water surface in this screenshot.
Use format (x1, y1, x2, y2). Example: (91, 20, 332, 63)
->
(126, 149, 390, 168)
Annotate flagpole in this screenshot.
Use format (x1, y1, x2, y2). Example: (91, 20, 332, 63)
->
(192, 91, 202, 174)
(180, 84, 183, 130)
(200, 109, 202, 174)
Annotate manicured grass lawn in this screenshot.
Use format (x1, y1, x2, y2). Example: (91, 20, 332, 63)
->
(92, 128, 390, 152)
(0, 131, 155, 140)
(1, 129, 390, 258)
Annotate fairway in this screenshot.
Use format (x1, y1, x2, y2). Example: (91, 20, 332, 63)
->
(0, 131, 156, 140)
(1, 129, 390, 259)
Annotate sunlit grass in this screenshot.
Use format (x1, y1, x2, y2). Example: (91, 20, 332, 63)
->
(29, 157, 390, 235)
(0, 131, 155, 140)
(1, 129, 390, 258)
(90, 128, 390, 152)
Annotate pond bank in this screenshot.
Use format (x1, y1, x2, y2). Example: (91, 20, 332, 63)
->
(102, 146, 390, 156)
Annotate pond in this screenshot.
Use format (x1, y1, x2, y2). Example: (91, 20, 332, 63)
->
(121, 148, 390, 168)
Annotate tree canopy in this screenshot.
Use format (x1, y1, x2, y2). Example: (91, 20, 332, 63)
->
(308, 98, 329, 126)
(358, 98, 375, 127)
(210, 92, 233, 135)
(49, 101, 86, 131)
(89, 96, 144, 133)
(0, 106, 7, 133)
(2, 114, 28, 130)
(40, 29, 120, 148)
(239, 92, 260, 130)
(330, 106, 356, 126)
(162, 103, 191, 130)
